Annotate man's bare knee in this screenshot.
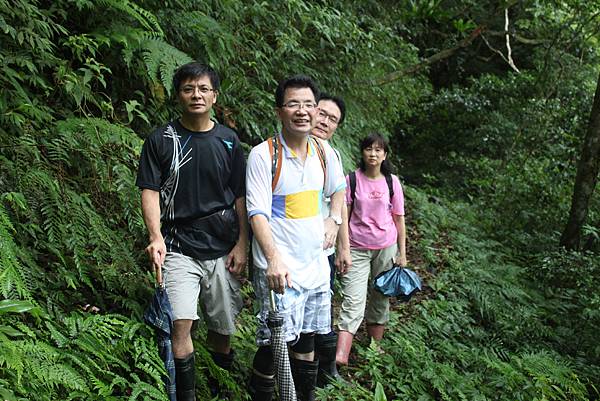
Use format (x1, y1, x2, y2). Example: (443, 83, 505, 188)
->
(172, 319, 194, 358)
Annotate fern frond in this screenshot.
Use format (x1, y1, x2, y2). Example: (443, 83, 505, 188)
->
(0, 204, 31, 299)
(96, 0, 163, 36)
(0, 334, 24, 378)
(138, 38, 193, 95)
(127, 373, 166, 400)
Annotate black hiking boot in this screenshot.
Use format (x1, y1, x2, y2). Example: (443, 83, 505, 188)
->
(174, 353, 196, 401)
(208, 349, 235, 400)
(290, 358, 318, 401)
(315, 332, 342, 387)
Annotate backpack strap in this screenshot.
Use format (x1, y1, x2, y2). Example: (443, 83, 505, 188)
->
(385, 174, 394, 199)
(349, 171, 357, 202)
(348, 171, 357, 223)
(267, 135, 283, 191)
(269, 135, 327, 192)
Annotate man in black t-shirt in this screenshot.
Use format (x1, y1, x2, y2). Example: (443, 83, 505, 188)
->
(137, 62, 248, 401)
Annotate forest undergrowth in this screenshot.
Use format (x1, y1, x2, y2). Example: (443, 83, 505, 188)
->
(2, 0, 600, 400)
(216, 187, 600, 401)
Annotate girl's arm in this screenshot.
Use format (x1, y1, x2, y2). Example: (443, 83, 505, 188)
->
(392, 214, 407, 266)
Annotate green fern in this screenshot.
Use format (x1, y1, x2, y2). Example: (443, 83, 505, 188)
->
(0, 311, 167, 400)
(0, 204, 31, 299)
(138, 37, 193, 96)
(95, 0, 164, 36)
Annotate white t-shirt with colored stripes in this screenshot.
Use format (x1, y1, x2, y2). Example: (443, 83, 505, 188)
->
(246, 133, 346, 290)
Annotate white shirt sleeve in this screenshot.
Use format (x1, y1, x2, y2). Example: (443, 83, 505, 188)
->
(246, 143, 272, 220)
(322, 141, 346, 197)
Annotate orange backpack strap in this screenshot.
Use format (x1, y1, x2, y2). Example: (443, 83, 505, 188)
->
(268, 135, 283, 191)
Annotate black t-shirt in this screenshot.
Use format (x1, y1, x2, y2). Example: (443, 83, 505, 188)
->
(136, 120, 246, 260)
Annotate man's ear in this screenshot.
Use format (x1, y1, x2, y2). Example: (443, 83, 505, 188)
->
(275, 107, 284, 121)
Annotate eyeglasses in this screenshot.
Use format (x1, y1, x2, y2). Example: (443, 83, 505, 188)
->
(180, 85, 215, 95)
(282, 101, 317, 111)
(318, 110, 340, 125)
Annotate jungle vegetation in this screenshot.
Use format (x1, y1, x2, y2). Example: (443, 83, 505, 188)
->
(1, 0, 599, 400)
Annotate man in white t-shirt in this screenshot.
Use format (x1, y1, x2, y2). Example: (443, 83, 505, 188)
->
(311, 94, 352, 386)
(246, 76, 346, 401)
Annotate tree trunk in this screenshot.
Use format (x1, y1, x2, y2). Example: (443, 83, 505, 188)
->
(560, 70, 600, 250)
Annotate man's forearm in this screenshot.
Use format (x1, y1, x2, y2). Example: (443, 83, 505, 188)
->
(234, 196, 249, 245)
(141, 189, 162, 240)
(250, 214, 278, 261)
(329, 189, 345, 218)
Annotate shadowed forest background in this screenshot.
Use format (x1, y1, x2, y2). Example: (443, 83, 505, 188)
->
(1, 0, 600, 400)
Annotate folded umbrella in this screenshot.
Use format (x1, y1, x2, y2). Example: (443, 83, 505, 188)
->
(373, 261, 422, 301)
(144, 284, 177, 401)
(268, 290, 297, 401)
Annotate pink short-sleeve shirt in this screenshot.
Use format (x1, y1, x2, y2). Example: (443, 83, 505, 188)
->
(346, 169, 405, 250)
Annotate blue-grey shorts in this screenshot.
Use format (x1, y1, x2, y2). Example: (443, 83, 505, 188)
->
(253, 267, 331, 346)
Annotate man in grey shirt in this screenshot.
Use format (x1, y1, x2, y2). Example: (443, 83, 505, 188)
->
(312, 93, 352, 386)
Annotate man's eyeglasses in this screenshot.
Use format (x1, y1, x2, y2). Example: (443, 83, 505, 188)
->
(282, 101, 317, 111)
(318, 110, 339, 125)
(181, 85, 215, 95)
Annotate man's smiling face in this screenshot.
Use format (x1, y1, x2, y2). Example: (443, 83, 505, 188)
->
(277, 87, 318, 138)
(313, 99, 341, 141)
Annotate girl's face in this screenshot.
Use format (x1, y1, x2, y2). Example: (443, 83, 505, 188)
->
(362, 141, 387, 169)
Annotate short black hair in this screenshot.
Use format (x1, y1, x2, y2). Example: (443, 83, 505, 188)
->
(319, 93, 346, 125)
(359, 132, 393, 176)
(275, 75, 320, 107)
(172, 62, 220, 93)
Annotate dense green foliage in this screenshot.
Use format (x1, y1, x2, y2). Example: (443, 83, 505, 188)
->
(1, 0, 600, 399)
(321, 189, 600, 400)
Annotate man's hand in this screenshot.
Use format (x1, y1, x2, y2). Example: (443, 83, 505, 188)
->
(335, 247, 352, 275)
(145, 235, 166, 285)
(266, 252, 292, 294)
(323, 217, 340, 250)
(226, 241, 247, 277)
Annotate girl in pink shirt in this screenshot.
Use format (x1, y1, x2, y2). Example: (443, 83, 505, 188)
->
(336, 133, 408, 366)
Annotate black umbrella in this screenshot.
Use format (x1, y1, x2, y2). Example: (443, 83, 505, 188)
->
(268, 290, 297, 401)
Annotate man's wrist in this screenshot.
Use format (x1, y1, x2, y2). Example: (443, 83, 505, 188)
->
(236, 235, 249, 246)
(265, 247, 279, 263)
(328, 214, 342, 225)
(149, 232, 163, 242)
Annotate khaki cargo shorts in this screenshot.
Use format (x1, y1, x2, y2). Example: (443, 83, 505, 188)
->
(162, 252, 243, 335)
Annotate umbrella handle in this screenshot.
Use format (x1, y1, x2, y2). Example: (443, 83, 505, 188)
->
(269, 290, 277, 312)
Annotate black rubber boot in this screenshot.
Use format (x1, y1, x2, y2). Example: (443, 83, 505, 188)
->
(290, 358, 318, 401)
(208, 350, 235, 399)
(248, 372, 275, 401)
(174, 353, 196, 401)
(248, 346, 275, 401)
(315, 332, 341, 387)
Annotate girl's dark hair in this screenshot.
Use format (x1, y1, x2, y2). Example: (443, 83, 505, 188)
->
(358, 132, 393, 176)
